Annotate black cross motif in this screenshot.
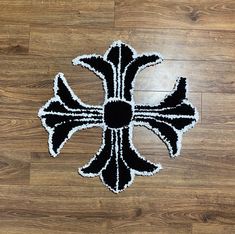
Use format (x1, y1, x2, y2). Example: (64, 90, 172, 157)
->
(38, 41, 199, 193)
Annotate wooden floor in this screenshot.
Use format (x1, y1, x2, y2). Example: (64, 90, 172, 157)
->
(0, 0, 234, 233)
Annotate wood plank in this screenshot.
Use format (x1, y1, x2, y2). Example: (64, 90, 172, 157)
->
(128, 29, 235, 61)
(0, 25, 29, 54)
(192, 224, 235, 234)
(134, 61, 235, 93)
(0, 79, 201, 119)
(0, 90, 201, 157)
(0, 121, 103, 153)
(0, 152, 30, 185)
(202, 93, 235, 124)
(0, 0, 114, 27)
(30, 146, 235, 188)
(134, 124, 235, 153)
(0, 225, 76, 234)
(1, 119, 234, 154)
(29, 27, 129, 58)
(0, 185, 234, 232)
(29, 26, 235, 61)
(0, 56, 202, 120)
(1, 56, 234, 93)
(31, 147, 235, 177)
(115, 0, 235, 30)
(0, 87, 104, 119)
(0, 1, 31, 25)
(0, 186, 234, 214)
(0, 224, 192, 234)
(31, 0, 114, 27)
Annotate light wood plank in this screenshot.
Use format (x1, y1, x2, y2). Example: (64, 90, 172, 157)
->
(115, 0, 235, 30)
(0, 226, 76, 234)
(31, 148, 234, 165)
(0, 87, 104, 119)
(202, 93, 235, 124)
(0, 0, 114, 27)
(0, 152, 30, 185)
(29, 27, 129, 57)
(1, 121, 234, 154)
(0, 1, 31, 25)
(128, 29, 235, 61)
(134, 61, 235, 93)
(0, 81, 201, 119)
(192, 224, 235, 234)
(0, 25, 29, 54)
(29, 26, 235, 61)
(0, 185, 234, 233)
(1, 57, 234, 92)
(30, 146, 235, 188)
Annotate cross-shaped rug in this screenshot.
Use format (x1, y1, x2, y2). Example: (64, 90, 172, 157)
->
(38, 41, 199, 193)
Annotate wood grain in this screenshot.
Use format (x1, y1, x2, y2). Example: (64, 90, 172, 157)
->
(202, 93, 235, 124)
(30, 148, 235, 188)
(115, 0, 235, 30)
(0, 25, 29, 54)
(1, 57, 234, 92)
(0, 0, 114, 27)
(29, 26, 235, 61)
(0, 152, 30, 185)
(128, 29, 235, 61)
(0, 0, 234, 233)
(192, 224, 235, 234)
(0, 185, 233, 233)
(0, 85, 201, 119)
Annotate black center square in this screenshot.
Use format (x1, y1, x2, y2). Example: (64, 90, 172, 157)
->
(104, 100, 133, 128)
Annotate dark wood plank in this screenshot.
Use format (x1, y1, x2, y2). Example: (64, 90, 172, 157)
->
(115, 0, 235, 30)
(0, 0, 114, 27)
(29, 26, 235, 61)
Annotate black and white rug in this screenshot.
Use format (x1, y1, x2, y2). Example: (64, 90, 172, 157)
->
(38, 41, 199, 193)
